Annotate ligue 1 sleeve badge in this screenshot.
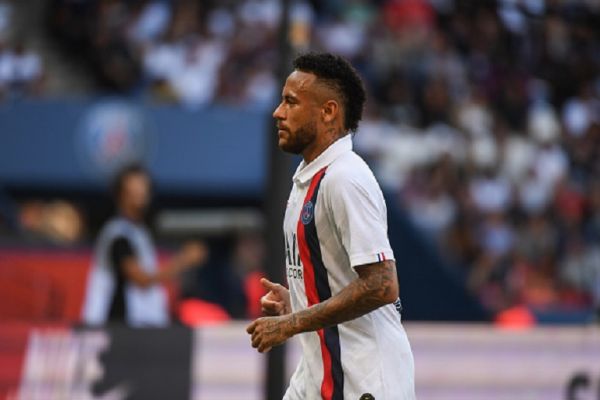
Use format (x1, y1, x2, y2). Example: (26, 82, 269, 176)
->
(301, 201, 314, 225)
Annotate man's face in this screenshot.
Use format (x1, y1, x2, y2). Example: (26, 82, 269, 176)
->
(120, 173, 150, 215)
(272, 71, 319, 155)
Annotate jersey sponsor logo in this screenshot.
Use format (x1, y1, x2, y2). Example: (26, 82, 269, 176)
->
(285, 232, 302, 268)
(301, 201, 314, 225)
(284, 231, 303, 280)
(287, 266, 303, 280)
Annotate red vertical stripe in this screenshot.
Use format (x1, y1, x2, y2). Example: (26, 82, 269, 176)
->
(296, 167, 335, 400)
(0, 324, 30, 399)
(316, 329, 333, 399)
(298, 167, 327, 309)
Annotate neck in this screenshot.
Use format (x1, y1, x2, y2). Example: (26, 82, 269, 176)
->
(302, 127, 345, 164)
(119, 206, 143, 223)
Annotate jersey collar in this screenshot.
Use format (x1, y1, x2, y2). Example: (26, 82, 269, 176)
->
(293, 134, 352, 185)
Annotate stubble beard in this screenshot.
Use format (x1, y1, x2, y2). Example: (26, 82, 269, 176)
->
(279, 120, 317, 155)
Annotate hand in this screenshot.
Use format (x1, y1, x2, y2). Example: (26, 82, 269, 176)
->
(246, 315, 293, 353)
(260, 278, 291, 316)
(177, 241, 208, 269)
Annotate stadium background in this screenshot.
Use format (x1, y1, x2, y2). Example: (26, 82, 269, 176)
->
(0, 0, 599, 399)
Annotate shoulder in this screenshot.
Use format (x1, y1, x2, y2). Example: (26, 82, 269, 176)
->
(100, 218, 136, 241)
(322, 151, 380, 195)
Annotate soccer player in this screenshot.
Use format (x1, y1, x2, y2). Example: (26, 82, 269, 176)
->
(246, 53, 416, 399)
(82, 164, 207, 327)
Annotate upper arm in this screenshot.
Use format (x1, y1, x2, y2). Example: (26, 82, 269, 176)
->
(325, 166, 394, 268)
(110, 237, 134, 273)
(109, 236, 152, 287)
(354, 260, 399, 303)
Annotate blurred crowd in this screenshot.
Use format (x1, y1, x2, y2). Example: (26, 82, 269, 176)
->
(46, 0, 302, 107)
(349, 0, 600, 314)
(0, 1, 44, 99)
(1, 0, 599, 316)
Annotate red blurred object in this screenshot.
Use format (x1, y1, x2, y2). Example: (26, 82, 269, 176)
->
(495, 305, 536, 329)
(0, 324, 32, 399)
(554, 184, 586, 222)
(178, 299, 231, 327)
(383, 0, 434, 31)
(0, 249, 180, 324)
(0, 249, 91, 321)
(245, 271, 266, 319)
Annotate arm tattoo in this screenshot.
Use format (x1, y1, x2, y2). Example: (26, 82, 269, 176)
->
(287, 260, 398, 335)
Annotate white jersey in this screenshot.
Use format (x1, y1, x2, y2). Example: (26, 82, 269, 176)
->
(282, 135, 415, 400)
(81, 216, 169, 327)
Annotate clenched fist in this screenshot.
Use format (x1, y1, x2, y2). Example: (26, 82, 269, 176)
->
(246, 315, 293, 353)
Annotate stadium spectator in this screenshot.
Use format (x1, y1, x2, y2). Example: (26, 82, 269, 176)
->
(0, 41, 44, 98)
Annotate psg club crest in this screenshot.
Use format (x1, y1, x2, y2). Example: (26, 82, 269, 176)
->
(76, 100, 155, 181)
(301, 201, 314, 225)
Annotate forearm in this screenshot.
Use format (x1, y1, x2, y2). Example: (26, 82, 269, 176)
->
(288, 260, 398, 335)
(152, 258, 186, 283)
(131, 259, 185, 287)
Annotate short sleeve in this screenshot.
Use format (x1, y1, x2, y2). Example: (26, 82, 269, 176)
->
(109, 236, 135, 273)
(325, 171, 395, 267)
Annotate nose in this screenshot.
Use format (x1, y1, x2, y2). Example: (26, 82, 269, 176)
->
(272, 102, 285, 120)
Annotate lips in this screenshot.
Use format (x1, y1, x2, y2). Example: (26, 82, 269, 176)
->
(277, 126, 289, 137)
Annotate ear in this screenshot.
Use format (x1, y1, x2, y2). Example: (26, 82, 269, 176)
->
(321, 100, 339, 124)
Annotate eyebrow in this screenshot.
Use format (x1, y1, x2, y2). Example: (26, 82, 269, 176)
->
(283, 94, 298, 103)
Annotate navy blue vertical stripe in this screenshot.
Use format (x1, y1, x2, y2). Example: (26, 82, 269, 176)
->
(305, 172, 344, 400)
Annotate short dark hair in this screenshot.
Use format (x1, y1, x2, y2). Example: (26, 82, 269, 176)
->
(111, 163, 149, 202)
(293, 52, 366, 133)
